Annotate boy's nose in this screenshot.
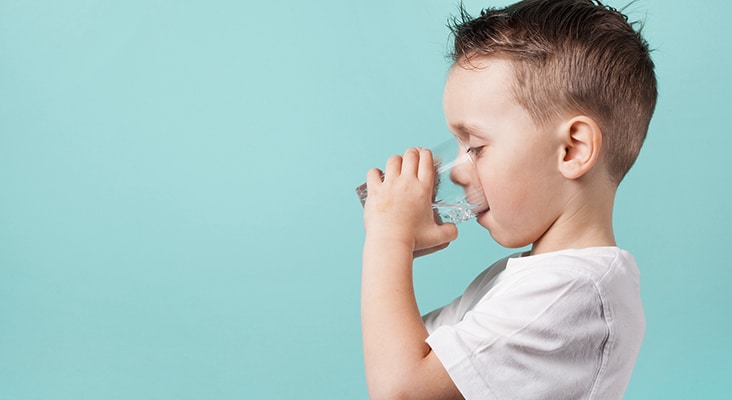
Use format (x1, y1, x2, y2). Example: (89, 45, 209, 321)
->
(449, 154, 474, 187)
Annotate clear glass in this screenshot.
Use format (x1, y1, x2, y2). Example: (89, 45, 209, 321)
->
(355, 137, 488, 224)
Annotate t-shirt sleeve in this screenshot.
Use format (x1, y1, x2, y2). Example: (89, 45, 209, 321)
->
(424, 257, 510, 335)
(425, 267, 609, 400)
(423, 296, 462, 335)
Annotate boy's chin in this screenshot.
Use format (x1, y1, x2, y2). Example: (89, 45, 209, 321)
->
(478, 215, 531, 249)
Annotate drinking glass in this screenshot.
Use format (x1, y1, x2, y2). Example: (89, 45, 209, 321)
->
(355, 137, 488, 224)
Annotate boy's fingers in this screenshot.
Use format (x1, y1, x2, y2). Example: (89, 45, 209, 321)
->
(366, 168, 383, 186)
(417, 148, 435, 182)
(401, 148, 420, 176)
(384, 154, 403, 180)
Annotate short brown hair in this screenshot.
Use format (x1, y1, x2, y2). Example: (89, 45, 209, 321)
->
(449, 0, 657, 183)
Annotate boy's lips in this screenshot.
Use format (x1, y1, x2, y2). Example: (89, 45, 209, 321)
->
(467, 194, 488, 212)
(471, 199, 489, 216)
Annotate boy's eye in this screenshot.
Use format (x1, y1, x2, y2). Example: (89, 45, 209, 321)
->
(467, 146, 486, 159)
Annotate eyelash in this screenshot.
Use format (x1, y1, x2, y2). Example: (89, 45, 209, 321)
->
(467, 146, 486, 158)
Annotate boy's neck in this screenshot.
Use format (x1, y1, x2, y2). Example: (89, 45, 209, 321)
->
(530, 179, 617, 255)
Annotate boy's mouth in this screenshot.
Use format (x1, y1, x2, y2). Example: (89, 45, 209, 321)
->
(473, 202, 489, 217)
(471, 196, 489, 213)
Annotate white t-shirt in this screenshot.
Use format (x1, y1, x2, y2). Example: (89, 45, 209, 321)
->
(423, 247, 645, 400)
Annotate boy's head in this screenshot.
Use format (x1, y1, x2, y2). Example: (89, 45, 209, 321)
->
(448, 0, 657, 185)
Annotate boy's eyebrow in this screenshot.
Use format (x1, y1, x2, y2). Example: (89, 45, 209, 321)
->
(450, 123, 485, 137)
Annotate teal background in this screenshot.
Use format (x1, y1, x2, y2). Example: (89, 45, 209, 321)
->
(1, 0, 730, 398)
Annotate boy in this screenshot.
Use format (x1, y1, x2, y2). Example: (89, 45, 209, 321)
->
(360, 1, 657, 399)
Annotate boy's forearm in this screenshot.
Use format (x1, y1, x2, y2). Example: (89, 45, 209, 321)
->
(361, 235, 432, 396)
(359, 148, 461, 398)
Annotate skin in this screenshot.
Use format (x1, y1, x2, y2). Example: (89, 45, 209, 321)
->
(361, 56, 617, 399)
(444, 57, 617, 253)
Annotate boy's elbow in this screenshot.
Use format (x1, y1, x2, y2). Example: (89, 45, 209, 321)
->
(366, 356, 461, 400)
(367, 375, 419, 400)
(368, 387, 415, 400)
(369, 376, 443, 400)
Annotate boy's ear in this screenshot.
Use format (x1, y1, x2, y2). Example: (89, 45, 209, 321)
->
(558, 116, 602, 180)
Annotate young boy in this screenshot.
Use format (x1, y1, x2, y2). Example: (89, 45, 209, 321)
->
(360, 1, 657, 399)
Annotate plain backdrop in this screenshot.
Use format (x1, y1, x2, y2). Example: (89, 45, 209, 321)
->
(1, 0, 730, 398)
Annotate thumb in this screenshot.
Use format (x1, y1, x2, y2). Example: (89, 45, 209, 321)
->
(416, 222, 458, 252)
(431, 208, 458, 242)
(438, 222, 459, 243)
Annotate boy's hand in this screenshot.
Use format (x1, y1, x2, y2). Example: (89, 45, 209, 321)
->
(363, 148, 458, 256)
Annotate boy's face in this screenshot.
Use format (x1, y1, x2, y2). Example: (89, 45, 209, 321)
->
(444, 57, 567, 249)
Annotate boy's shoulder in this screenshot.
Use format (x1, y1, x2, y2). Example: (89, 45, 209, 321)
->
(427, 246, 642, 333)
(506, 246, 638, 282)
(460, 246, 640, 311)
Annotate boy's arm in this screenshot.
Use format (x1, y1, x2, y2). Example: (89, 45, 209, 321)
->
(361, 148, 463, 400)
